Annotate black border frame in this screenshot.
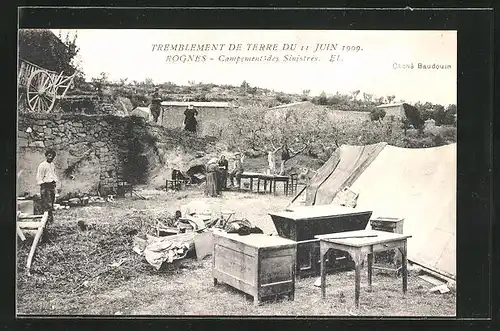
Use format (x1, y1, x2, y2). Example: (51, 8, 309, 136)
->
(2, 4, 495, 330)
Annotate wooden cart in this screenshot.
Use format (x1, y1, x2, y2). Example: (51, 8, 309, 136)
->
(18, 59, 76, 113)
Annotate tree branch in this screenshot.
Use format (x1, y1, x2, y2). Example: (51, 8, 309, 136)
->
(288, 141, 310, 160)
(270, 141, 282, 153)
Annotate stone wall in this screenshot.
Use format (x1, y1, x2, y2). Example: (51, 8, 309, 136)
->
(18, 113, 131, 195)
(17, 112, 220, 196)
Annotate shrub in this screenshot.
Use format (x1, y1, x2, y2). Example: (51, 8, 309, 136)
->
(439, 126, 457, 140)
(404, 136, 435, 148)
(402, 103, 424, 130)
(275, 93, 292, 104)
(369, 108, 386, 122)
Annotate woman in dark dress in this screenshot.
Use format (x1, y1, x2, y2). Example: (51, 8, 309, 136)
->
(184, 104, 198, 132)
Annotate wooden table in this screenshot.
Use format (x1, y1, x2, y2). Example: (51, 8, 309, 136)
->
(239, 172, 290, 195)
(269, 205, 372, 277)
(315, 230, 412, 308)
(239, 172, 262, 191)
(258, 174, 290, 195)
(213, 230, 297, 306)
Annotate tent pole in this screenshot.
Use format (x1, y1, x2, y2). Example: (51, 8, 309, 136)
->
(285, 185, 307, 210)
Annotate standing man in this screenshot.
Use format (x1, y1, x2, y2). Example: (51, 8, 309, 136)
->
(183, 104, 198, 133)
(229, 152, 245, 188)
(36, 149, 58, 223)
(150, 87, 162, 124)
(218, 155, 229, 190)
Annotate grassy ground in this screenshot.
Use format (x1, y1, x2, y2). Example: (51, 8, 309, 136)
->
(16, 188, 455, 316)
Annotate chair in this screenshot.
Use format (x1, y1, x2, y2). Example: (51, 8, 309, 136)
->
(166, 170, 189, 191)
(116, 179, 133, 197)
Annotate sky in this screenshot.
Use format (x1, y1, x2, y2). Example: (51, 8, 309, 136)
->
(51, 29, 456, 105)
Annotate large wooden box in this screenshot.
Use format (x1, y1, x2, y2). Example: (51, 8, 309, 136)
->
(213, 230, 297, 306)
(269, 205, 372, 276)
(370, 217, 405, 267)
(370, 217, 404, 234)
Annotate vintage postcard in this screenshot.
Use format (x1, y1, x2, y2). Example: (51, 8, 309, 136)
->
(17, 28, 457, 317)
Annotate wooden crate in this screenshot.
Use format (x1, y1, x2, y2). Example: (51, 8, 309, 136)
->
(370, 217, 405, 269)
(370, 217, 405, 234)
(213, 230, 297, 306)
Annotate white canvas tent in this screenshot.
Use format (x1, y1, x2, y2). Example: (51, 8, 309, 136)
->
(304, 143, 456, 279)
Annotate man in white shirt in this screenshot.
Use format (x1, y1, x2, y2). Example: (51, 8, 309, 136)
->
(36, 149, 58, 223)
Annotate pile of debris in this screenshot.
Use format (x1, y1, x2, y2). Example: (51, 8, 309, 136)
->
(56, 193, 116, 208)
(132, 203, 264, 270)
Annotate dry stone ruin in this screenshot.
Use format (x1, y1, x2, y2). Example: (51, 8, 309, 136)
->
(17, 112, 220, 196)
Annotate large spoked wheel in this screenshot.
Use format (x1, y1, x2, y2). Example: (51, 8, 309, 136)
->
(26, 70, 56, 113)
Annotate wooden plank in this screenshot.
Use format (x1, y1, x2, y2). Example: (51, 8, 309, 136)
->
(316, 233, 378, 240)
(213, 269, 257, 298)
(429, 284, 450, 294)
(23, 229, 38, 236)
(317, 230, 411, 247)
(214, 245, 256, 285)
(26, 212, 48, 275)
(410, 261, 456, 282)
(16, 224, 26, 241)
(17, 221, 43, 229)
(214, 234, 258, 257)
(215, 232, 296, 250)
(259, 281, 294, 297)
(419, 274, 445, 286)
(274, 205, 373, 221)
(17, 214, 45, 220)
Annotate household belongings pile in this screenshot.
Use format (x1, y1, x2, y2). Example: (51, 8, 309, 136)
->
(133, 202, 263, 270)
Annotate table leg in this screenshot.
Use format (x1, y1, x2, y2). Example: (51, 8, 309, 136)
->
(257, 178, 260, 193)
(273, 179, 277, 195)
(250, 178, 253, 191)
(399, 241, 408, 294)
(346, 249, 363, 308)
(367, 252, 373, 292)
(320, 244, 329, 299)
(264, 179, 267, 192)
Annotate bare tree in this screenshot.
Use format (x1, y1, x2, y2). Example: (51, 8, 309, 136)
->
(350, 90, 360, 100)
(225, 103, 338, 175)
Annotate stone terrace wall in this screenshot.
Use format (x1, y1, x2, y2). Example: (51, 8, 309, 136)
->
(17, 113, 219, 195)
(18, 113, 132, 195)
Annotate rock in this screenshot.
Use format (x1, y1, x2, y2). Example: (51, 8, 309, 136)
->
(32, 141, 45, 148)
